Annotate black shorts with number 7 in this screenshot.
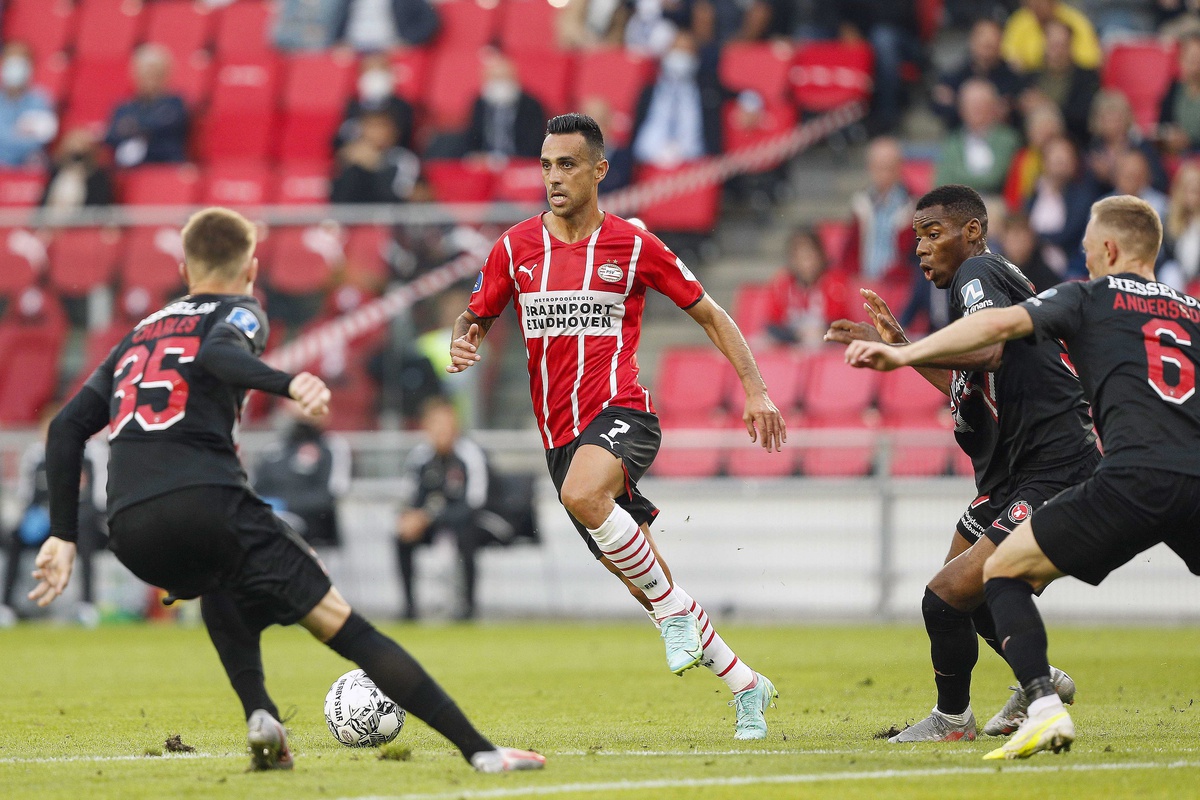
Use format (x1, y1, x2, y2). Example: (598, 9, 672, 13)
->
(545, 407, 662, 560)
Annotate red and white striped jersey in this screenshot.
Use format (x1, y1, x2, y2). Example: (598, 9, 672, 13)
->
(469, 213, 705, 449)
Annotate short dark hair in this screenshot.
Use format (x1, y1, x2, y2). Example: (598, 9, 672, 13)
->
(916, 184, 989, 237)
(545, 113, 605, 162)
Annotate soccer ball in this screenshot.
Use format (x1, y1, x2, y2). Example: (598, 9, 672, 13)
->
(323, 669, 406, 747)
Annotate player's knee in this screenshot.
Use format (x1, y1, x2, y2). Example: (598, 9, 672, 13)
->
(559, 481, 605, 525)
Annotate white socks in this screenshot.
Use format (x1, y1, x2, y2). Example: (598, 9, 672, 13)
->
(1028, 694, 1065, 718)
(589, 506, 685, 619)
(669, 583, 757, 694)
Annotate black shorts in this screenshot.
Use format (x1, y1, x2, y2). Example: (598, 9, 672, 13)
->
(108, 485, 332, 629)
(1033, 466, 1200, 586)
(957, 452, 1101, 546)
(545, 406, 661, 560)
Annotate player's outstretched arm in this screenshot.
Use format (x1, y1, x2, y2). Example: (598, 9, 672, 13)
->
(824, 288, 953, 396)
(845, 306, 1035, 372)
(28, 537, 76, 607)
(447, 311, 495, 374)
(686, 295, 787, 452)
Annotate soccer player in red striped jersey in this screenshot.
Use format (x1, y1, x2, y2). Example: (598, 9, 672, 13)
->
(447, 113, 788, 739)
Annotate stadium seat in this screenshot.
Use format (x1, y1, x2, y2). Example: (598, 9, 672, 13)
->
(887, 423, 952, 477)
(424, 48, 485, 131)
(0, 322, 65, 424)
(200, 56, 282, 161)
(511, 49, 573, 116)
(790, 41, 874, 113)
(423, 159, 495, 202)
(724, 347, 807, 414)
(63, 56, 134, 133)
(144, 0, 217, 60)
(0, 229, 47, 298)
(498, 0, 560, 53)
(492, 158, 547, 203)
(273, 162, 332, 204)
(388, 48, 432, 105)
(719, 42, 794, 103)
(654, 346, 733, 420)
(343, 225, 393, 285)
(324, 358, 380, 431)
(803, 348, 880, 420)
(168, 52, 215, 109)
(5, 0, 77, 60)
(119, 164, 200, 204)
(796, 417, 876, 477)
(213, 0, 273, 58)
(201, 162, 272, 206)
(722, 99, 798, 154)
(1102, 40, 1177, 134)
(731, 282, 773, 339)
(573, 49, 655, 145)
(33, 51, 72, 107)
(0, 169, 46, 207)
(74, 0, 145, 60)
(277, 53, 357, 163)
(815, 219, 854, 268)
(120, 227, 187, 302)
(633, 164, 721, 233)
(725, 406, 797, 477)
(877, 368, 948, 424)
(432, 0, 499, 55)
(651, 415, 725, 478)
(901, 158, 935, 196)
(47, 227, 122, 297)
(262, 225, 341, 295)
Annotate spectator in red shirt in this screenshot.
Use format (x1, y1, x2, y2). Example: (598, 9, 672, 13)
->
(762, 227, 848, 347)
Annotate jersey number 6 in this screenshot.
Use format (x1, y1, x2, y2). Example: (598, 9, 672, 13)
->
(110, 336, 200, 438)
(1143, 318, 1196, 404)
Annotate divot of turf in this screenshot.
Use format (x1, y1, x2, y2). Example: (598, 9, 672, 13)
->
(873, 726, 904, 740)
(164, 734, 195, 753)
(377, 744, 412, 762)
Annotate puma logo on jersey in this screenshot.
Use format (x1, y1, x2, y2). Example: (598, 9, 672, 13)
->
(517, 263, 538, 281)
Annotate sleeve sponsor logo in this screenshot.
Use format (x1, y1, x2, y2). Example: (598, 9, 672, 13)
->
(676, 257, 696, 282)
(960, 278, 985, 307)
(1036, 287, 1058, 300)
(518, 290, 626, 339)
(472, 270, 484, 293)
(226, 307, 261, 340)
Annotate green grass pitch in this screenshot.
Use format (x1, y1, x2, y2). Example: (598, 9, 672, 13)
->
(2, 620, 1199, 799)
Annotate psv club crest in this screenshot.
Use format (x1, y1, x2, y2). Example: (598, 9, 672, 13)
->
(597, 260, 624, 283)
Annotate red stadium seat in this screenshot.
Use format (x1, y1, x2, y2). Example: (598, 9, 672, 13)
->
(803, 348, 879, 419)
(120, 226, 187, 300)
(144, 0, 217, 60)
(0, 169, 46, 207)
(262, 225, 340, 295)
(63, 56, 134, 133)
(201, 161, 271, 206)
(74, 0, 145, 60)
(815, 219, 854, 267)
(492, 158, 546, 203)
(432, 0, 499, 54)
(119, 164, 200, 204)
(1102, 40, 1177, 134)
(723, 346, 807, 413)
(278, 52, 356, 162)
(388, 48, 432, 105)
(790, 41, 874, 113)
(719, 42, 794, 102)
(47, 227, 122, 297)
(200, 56, 281, 160)
(573, 49, 655, 145)
(877, 368, 948, 424)
(0, 323, 65, 424)
(901, 158, 935, 196)
(797, 417, 876, 477)
(324, 359, 379, 431)
(213, 0, 273, 58)
(498, 0, 560, 53)
(0, 228, 47, 297)
(887, 423, 952, 477)
(33, 51, 72, 107)
(722, 100, 798, 155)
(273, 162, 332, 204)
(343, 225, 392, 285)
(511, 49, 572, 116)
(725, 439, 797, 478)
(633, 164, 721, 233)
(208, 55, 282, 111)
(731, 282, 772, 338)
(654, 346, 733, 419)
(852, 278, 910, 318)
(652, 415, 725, 478)
(168, 52, 215, 109)
(424, 48, 485, 130)
(423, 159, 495, 202)
(5, 0, 77, 59)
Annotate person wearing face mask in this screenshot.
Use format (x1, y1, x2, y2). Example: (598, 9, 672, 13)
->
(335, 54, 415, 153)
(460, 51, 547, 161)
(0, 42, 58, 168)
(631, 32, 724, 169)
(105, 44, 189, 167)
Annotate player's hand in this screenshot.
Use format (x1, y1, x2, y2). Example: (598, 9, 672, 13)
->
(289, 372, 331, 417)
(447, 324, 483, 373)
(860, 288, 908, 344)
(743, 391, 787, 452)
(844, 340, 907, 371)
(27, 537, 76, 607)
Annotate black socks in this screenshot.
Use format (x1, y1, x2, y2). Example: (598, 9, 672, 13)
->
(922, 587, 977, 715)
(984, 577, 1055, 700)
(201, 591, 278, 721)
(325, 612, 493, 759)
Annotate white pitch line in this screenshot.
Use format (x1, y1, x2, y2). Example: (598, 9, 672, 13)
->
(338, 761, 1200, 800)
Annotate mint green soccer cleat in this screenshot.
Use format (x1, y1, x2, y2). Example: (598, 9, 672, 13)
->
(660, 613, 703, 675)
(732, 673, 778, 740)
